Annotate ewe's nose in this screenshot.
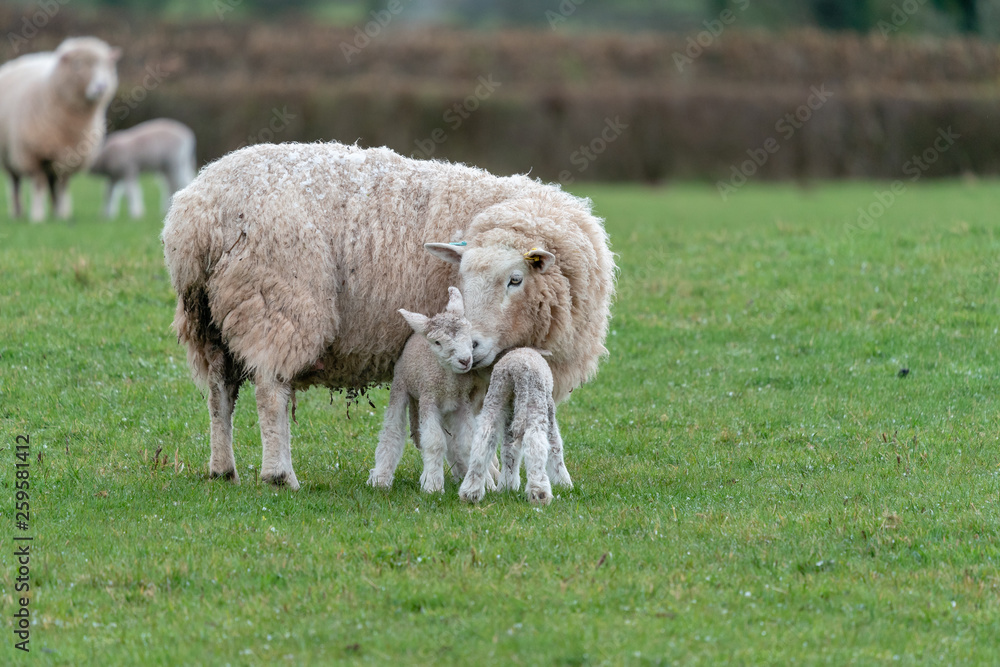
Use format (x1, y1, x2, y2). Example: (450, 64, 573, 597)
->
(458, 357, 472, 371)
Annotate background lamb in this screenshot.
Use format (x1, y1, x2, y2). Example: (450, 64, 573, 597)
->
(0, 37, 119, 221)
(90, 118, 196, 219)
(162, 142, 615, 490)
(459, 347, 571, 506)
(367, 286, 486, 493)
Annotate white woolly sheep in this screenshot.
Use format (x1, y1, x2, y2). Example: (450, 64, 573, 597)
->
(367, 286, 483, 493)
(0, 37, 119, 221)
(90, 118, 196, 219)
(162, 141, 615, 490)
(459, 347, 571, 505)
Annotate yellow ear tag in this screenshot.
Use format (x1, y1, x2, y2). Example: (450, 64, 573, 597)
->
(524, 248, 544, 266)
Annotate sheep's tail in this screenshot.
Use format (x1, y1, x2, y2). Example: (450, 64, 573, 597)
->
(162, 187, 221, 389)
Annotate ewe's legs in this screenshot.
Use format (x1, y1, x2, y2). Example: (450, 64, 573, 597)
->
(255, 375, 299, 489)
(8, 173, 23, 218)
(418, 404, 448, 493)
(368, 377, 408, 488)
(522, 422, 553, 506)
(53, 177, 71, 220)
(125, 175, 145, 219)
(546, 401, 573, 488)
(29, 175, 47, 222)
(207, 353, 241, 482)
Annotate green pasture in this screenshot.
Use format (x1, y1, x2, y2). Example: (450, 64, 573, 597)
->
(1, 175, 999, 665)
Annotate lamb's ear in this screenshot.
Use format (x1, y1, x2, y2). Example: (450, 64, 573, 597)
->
(424, 242, 466, 265)
(524, 248, 555, 274)
(399, 308, 428, 335)
(445, 286, 465, 316)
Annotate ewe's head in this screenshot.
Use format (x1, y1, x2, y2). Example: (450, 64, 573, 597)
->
(53, 37, 121, 107)
(399, 287, 474, 374)
(425, 230, 561, 370)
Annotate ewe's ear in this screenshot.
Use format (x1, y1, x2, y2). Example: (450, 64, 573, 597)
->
(445, 286, 465, 316)
(399, 309, 428, 335)
(524, 248, 555, 274)
(424, 242, 466, 265)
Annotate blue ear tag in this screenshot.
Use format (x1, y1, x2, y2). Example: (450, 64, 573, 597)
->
(448, 241, 467, 246)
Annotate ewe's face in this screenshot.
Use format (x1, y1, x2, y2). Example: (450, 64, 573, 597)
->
(57, 45, 119, 104)
(425, 244, 554, 369)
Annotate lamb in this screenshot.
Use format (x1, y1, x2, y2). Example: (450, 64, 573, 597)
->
(459, 347, 571, 505)
(0, 37, 119, 221)
(162, 141, 615, 490)
(366, 286, 484, 493)
(90, 118, 197, 219)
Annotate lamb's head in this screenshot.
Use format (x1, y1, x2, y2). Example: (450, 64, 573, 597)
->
(426, 228, 564, 370)
(399, 287, 475, 374)
(52, 37, 120, 107)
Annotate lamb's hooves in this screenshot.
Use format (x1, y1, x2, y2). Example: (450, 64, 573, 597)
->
(459, 477, 485, 503)
(366, 470, 394, 488)
(527, 486, 553, 506)
(485, 473, 497, 492)
(550, 469, 573, 489)
(209, 468, 240, 484)
(419, 474, 445, 494)
(261, 470, 300, 490)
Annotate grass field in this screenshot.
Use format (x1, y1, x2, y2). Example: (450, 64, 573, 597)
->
(2, 175, 999, 665)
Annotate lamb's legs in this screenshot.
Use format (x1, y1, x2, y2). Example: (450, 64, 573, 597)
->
(104, 180, 123, 219)
(418, 404, 447, 494)
(368, 377, 408, 488)
(498, 429, 523, 492)
(522, 422, 553, 505)
(459, 408, 504, 503)
(29, 175, 47, 222)
(125, 175, 144, 219)
(207, 354, 241, 482)
(546, 401, 573, 488)
(445, 404, 476, 482)
(255, 375, 299, 490)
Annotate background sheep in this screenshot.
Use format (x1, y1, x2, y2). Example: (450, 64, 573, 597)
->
(0, 37, 119, 221)
(367, 286, 484, 493)
(90, 118, 196, 219)
(459, 347, 570, 505)
(162, 142, 615, 490)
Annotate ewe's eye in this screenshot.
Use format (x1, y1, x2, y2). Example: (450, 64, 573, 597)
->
(434, 340, 442, 346)
(508, 273, 523, 287)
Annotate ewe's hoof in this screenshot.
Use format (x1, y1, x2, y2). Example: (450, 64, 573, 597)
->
(550, 467, 573, 489)
(261, 470, 300, 491)
(210, 468, 240, 484)
(485, 473, 497, 492)
(498, 472, 520, 492)
(419, 473, 445, 494)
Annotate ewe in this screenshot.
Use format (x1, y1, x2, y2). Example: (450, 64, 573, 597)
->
(0, 37, 119, 221)
(367, 287, 486, 493)
(459, 347, 571, 506)
(91, 118, 196, 219)
(163, 142, 614, 490)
